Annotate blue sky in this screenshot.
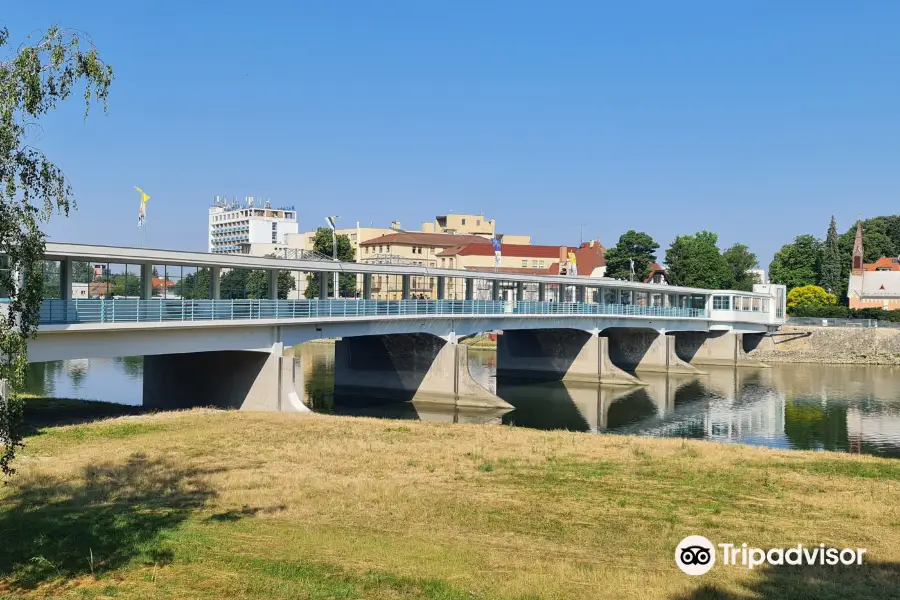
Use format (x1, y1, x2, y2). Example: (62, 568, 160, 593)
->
(5, 1, 900, 268)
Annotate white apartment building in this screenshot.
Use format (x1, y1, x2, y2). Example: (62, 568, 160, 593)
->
(208, 196, 299, 254)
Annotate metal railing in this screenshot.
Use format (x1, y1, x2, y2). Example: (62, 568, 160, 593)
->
(786, 317, 900, 329)
(38, 299, 708, 325)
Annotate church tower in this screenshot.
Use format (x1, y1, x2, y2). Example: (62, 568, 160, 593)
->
(851, 220, 864, 274)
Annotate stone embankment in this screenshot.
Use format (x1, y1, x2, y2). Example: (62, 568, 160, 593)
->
(750, 325, 900, 365)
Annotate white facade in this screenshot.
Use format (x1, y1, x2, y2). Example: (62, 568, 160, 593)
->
(208, 196, 299, 254)
(748, 269, 768, 285)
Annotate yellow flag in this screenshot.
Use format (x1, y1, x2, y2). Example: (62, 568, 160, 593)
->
(135, 186, 150, 227)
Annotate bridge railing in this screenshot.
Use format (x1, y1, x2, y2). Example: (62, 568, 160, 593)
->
(38, 299, 707, 325)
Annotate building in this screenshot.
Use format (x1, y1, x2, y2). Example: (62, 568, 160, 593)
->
(438, 239, 606, 276)
(208, 196, 299, 254)
(356, 235, 606, 300)
(847, 221, 900, 310)
(644, 263, 669, 285)
(286, 213, 532, 298)
(748, 269, 768, 285)
(359, 232, 491, 299)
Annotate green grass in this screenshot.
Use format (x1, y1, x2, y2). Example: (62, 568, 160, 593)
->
(1, 399, 899, 599)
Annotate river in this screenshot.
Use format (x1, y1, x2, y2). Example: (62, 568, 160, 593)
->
(24, 344, 900, 458)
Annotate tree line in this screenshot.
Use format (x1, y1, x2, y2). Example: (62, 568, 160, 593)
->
(769, 215, 900, 300)
(602, 230, 760, 291)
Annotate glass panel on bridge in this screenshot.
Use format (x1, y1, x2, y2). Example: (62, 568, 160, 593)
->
(690, 295, 705, 309)
(498, 280, 517, 302)
(604, 288, 618, 304)
(562, 284, 577, 302)
(473, 279, 493, 301)
(620, 290, 632, 305)
(635, 291, 648, 307)
(443, 277, 467, 300)
(651, 293, 664, 307)
(522, 281, 540, 301)
(712, 295, 730, 310)
(41, 260, 61, 299)
(544, 283, 560, 302)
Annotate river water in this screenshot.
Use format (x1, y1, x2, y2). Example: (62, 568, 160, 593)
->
(24, 344, 900, 458)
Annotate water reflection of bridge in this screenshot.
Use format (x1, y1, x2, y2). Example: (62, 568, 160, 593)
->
(296, 343, 900, 457)
(494, 367, 787, 439)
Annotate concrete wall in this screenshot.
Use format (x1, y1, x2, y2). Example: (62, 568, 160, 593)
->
(673, 331, 768, 368)
(748, 325, 900, 365)
(143, 344, 300, 411)
(496, 329, 641, 385)
(333, 333, 509, 408)
(603, 328, 703, 375)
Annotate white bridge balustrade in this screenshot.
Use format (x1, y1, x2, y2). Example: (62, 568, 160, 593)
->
(6, 243, 786, 413)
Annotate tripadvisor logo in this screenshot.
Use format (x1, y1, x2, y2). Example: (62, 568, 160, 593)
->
(675, 536, 716, 575)
(675, 536, 867, 575)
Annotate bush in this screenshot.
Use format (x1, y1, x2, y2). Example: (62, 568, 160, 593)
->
(788, 305, 900, 322)
(786, 285, 837, 311)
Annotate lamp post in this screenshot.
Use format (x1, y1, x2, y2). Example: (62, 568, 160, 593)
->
(328, 215, 340, 299)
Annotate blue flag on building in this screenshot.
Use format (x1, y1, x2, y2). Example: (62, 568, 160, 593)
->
(491, 238, 502, 267)
(325, 216, 337, 231)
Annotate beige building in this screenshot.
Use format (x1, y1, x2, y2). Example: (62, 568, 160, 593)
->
(359, 235, 607, 300)
(359, 232, 489, 299)
(226, 213, 533, 298)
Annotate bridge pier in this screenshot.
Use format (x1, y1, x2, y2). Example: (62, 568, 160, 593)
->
(333, 333, 510, 408)
(603, 328, 705, 375)
(142, 343, 308, 412)
(673, 331, 769, 368)
(496, 329, 643, 386)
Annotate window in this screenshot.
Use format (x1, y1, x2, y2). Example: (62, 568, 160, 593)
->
(522, 259, 528, 267)
(461, 218, 467, 225)
(351, 233, 357, 241)
(712, 295, 730, 310)
(604, 288, 617, 304)
(752, 298, 761, 312)
(441, 258, 445, 267)
(365, 247, 370, 254)
(477, 219, 480, 225)
(532, 260, 538, 268)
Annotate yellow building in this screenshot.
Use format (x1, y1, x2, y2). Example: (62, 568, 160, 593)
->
(284, 213, 533, 298)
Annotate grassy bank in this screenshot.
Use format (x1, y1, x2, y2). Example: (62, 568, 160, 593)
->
(2, 400, 899, 599)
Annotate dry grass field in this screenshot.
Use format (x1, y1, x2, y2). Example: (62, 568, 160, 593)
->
(1, 399, 899, 599)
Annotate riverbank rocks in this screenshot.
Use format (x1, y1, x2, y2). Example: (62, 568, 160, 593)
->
(751, 326, 900, 365)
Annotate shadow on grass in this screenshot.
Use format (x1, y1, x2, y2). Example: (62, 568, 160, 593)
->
(0, 452, 220, 590)
(673, 561, 900, 600)
(21, 397, 153, 437)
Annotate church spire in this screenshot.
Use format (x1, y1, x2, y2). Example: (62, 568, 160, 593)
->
(852, 219, 864, 273)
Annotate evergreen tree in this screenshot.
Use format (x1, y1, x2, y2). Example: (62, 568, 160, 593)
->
(819, 216, 842, 295)
(604, 230, 659, 281)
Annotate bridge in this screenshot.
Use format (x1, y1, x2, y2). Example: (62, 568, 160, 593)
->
(14, 242, 786, 412)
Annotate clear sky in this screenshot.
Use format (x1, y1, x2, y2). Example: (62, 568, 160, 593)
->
(5, 1, 900, 268)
